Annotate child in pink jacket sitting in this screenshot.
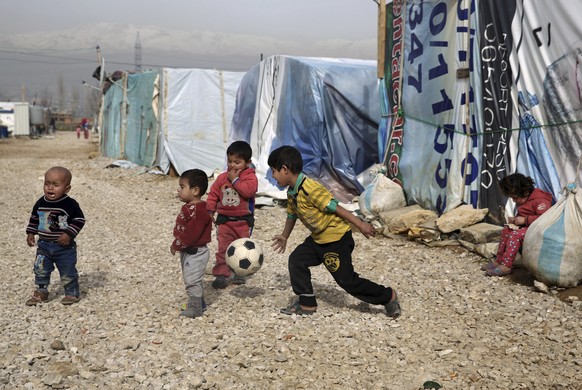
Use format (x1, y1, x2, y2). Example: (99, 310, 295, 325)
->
(483, 173, 553, 276)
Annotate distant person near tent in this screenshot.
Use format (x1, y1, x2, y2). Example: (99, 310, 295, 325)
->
(482, 173, 553, 277)
(81, 118, 89, 139)
(0, 118, 7, 139)
(49, 117, 56, 134)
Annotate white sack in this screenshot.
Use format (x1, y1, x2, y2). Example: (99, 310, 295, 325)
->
(522, 183, 582, 287)
(358, 174, 406, 218)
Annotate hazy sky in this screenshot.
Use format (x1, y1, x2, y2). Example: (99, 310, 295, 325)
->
(1, 0, 379, 43)
(0, 0, 381, 104)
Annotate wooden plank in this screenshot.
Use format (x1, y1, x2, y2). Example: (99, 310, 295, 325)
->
(377, 0, 386, 79)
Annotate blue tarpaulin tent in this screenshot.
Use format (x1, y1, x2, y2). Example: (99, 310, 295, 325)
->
(230, 55, 381, 202)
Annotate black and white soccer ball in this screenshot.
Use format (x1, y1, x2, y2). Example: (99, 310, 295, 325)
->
(226, 238, 264, 277)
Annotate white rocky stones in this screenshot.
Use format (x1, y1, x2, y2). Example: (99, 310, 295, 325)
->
(436, 205, 489, 233)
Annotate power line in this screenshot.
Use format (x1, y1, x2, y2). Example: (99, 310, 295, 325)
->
(0, 46, 255, 72)
(0, 57, 92, 65)
(0, 47, 96, 62)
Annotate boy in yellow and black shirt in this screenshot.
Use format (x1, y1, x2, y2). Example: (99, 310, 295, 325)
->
(269, 145, 401, 318)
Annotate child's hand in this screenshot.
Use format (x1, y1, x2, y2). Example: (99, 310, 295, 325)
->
(508, 217, 515, 224)
(26, 233, 36, 247)
(514, 216, 525, 226)
(357, 221, 377, 239)
(228, 168, 241, 182)
(272, 234, 288, 253)
(57, 233, 71, 247)
(170, 246, 176, 256)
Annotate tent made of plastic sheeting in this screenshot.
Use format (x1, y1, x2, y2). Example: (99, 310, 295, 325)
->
(230, 55, 380, 202)
(158, 68, 245, 176)
(379, 0, 574, 224)
(100, 68, 244, 175)
(101, 70, 158, 167)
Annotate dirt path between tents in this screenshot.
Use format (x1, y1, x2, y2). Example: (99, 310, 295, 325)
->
(0, 131, 97, 160)
(0, 131, 580, 389)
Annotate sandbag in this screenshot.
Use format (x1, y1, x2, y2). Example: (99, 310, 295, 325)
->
(358, 173, 406, 218)
(522, 183, 582, 287)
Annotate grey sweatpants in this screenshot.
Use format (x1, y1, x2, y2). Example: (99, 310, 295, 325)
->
(180, 246, 209, 300)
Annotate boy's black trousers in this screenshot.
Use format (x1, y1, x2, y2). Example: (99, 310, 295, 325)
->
(289, 231, 393, 308)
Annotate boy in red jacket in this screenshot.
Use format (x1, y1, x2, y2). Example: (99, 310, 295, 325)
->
(206, 141, 258, 289)
(171, 169, 212, 318)
(483, 173, 553, 276)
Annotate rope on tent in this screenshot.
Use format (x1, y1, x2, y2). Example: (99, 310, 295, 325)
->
(395, 110, 582, 136)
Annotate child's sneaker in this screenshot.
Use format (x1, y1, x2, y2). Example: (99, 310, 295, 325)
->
(25, 290, 49, 306)
(385, 290, 401, 319)
(61, 296, 80, 305)
(181, 298, 207, 312)
(232, 275, 246, 285)
(212, 276, 230, 289)
(179, 298, 203, 318)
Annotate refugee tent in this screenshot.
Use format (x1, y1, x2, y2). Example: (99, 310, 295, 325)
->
(101, 70, 158, 167)
(230, 55, 381, 202)
(380, 0, 579, 223)
(101, 72, 126, 159)
(100, 68, 244, 175)
(158, 68, 245, 175)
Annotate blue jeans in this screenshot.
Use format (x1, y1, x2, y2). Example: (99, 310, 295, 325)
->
(33, 240, 79, 297)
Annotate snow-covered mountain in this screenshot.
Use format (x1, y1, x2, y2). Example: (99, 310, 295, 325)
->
(0, 22, 376, 107)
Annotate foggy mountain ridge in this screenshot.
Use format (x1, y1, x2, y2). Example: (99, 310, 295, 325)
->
(0, 22, 376, 105)
(1, 22, 376, 63)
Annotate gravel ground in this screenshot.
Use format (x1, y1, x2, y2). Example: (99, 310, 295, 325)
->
(0, 131, 580, 390)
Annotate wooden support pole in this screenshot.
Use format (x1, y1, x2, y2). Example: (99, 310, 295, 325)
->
(377, 0, 387, 79)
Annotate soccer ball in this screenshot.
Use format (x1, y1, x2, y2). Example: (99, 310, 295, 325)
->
(226, 238, 264, 277)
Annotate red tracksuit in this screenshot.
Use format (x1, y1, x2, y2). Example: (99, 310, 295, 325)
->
(206, 168, 257, 277)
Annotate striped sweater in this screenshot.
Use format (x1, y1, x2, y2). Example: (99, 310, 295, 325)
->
(26, 195, 85, 241)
